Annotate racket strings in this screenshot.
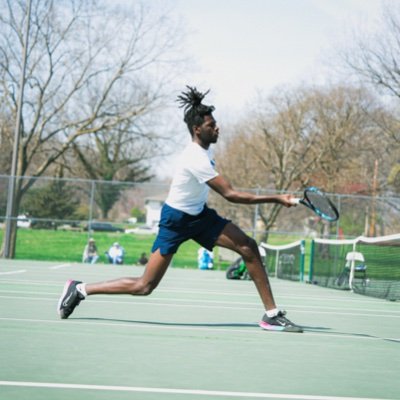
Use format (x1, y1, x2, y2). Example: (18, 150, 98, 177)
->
(306, 191, 338, 219)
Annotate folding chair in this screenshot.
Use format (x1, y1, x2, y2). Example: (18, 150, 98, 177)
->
(335, 251, 367, 289)
(346, 251, 367, 289)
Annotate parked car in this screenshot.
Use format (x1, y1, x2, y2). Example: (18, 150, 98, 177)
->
(17, 214, 32, 228)
(125, 225, 158, 235)
(84, 222, 124, 232)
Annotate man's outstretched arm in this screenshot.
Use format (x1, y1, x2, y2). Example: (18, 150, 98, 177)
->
(207, 175, 295, 207)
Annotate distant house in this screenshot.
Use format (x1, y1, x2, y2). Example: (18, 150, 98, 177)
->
(145, 194, 167, 227)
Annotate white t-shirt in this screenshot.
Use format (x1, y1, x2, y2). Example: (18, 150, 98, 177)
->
(165, 142, 218, 215)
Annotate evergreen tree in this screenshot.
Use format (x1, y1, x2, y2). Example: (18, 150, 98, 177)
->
(22, 179, 79, 229)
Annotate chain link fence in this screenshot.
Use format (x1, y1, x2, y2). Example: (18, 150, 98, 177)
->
(1, 175, 399, 264)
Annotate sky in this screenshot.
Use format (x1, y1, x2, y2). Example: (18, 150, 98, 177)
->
(150, 0, 391, 178)
(170, 0, 387, 119)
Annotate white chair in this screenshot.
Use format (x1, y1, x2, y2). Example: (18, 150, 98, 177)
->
(346, 251, 367, 289)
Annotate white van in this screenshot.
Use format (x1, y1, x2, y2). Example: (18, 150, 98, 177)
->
(17, 215, 32, 228)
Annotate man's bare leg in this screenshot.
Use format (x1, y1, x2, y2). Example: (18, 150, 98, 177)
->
(85, 249, 173, 296)
(215, 222, 276, 311)
(215, 222, 302, 332)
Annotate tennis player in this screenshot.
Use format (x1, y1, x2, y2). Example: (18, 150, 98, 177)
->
(58, 86, 303, 333)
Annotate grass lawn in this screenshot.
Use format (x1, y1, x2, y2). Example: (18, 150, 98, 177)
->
(0, 228, 311, 272)
(0, 228, 230, 269)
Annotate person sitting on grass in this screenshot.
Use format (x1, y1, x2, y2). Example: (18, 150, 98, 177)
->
(82, 238, 99, 264)
(106, 242, 124, 265)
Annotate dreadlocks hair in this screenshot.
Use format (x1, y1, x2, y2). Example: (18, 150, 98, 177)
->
(177, 86, 215, 136)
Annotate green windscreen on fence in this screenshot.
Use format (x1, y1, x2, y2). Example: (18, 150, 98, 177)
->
(261, 240, 305, 281)
(310, 234, 400, 301)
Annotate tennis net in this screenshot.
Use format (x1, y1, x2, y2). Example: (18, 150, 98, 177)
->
(310, 234, 400, 300)
(260, 240, 305, 281)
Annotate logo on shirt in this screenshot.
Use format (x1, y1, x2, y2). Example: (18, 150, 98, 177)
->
(210, 159, 216, 169)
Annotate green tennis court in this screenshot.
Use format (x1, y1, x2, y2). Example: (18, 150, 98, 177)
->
(1, 259, 399, 400)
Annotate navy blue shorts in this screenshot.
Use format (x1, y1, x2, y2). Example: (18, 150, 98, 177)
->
(151, 204, 231, 255)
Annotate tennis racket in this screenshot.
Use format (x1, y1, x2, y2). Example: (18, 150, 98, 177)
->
(290, 187, 339, 222)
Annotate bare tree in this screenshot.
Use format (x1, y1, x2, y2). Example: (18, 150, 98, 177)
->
(0, 110, 13, 174)
(309, 86, 382, 192)
(248, 88, 329, 236)
(342, 4, 400, 105)
(0, 0, 185, 256)
(215, 85, 384, 239)
(70, 121, 157, 218)
(341, 3, 400, 193)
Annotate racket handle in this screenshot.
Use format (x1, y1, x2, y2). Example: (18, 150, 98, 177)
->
(290, 198, 301, 205)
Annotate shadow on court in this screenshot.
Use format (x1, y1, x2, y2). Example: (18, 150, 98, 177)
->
(302, 325, 400, 343)
(73, 317, 258, 329)
(75, 317, 400, 343)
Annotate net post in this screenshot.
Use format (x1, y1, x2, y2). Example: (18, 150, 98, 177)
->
(275, 249, 279, 278)
(300, 240, 305, 282)
(348, 240, 357, 291)
(309, 240, 315, 283)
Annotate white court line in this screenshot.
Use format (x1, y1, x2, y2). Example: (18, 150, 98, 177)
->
(0, 280, 398, 309)
(0, 270, 26, 275)
(0, 289, 398, 315)
(0, 276, 392, 298)
(49, 263, 71, 270)
(0, 294, 399, 319)
(0, 317, 399, 342)
(0, 380, 394, 400)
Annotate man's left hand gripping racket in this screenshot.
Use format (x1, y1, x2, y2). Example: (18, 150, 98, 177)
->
(290, 187, 339, 222)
